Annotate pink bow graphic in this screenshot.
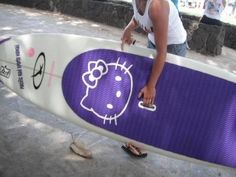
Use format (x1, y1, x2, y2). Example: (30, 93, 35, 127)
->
(82, 60, 108, 89)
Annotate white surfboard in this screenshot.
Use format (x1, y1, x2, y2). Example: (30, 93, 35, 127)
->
(0, 33, 236, 169)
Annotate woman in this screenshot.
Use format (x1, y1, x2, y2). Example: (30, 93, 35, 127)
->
(121, 0, 187, 157)
(200, 0, 226, 26)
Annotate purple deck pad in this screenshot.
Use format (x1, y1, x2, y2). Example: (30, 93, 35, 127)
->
(62, 49, 236, 168)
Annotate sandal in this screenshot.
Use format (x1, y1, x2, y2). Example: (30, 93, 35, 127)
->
(121, 143, 147, 158)
(70, 141, 92, 159)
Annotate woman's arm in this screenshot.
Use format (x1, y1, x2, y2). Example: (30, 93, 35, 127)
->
(138, 0, 169, 105)
(222, 0, 226, 7)
(121, 16, 139, 50)
(203, 0, 207, 9)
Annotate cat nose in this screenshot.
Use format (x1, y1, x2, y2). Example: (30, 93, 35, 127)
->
(107, 104, 113, 109)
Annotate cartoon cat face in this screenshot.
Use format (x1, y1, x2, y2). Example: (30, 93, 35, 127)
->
(80, 59, 133, 125)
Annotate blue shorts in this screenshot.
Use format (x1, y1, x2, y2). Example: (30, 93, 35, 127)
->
(147, 40, 187, 57)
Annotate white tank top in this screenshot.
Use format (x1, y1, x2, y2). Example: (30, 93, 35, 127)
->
(204, 0, 225, 20)
(132, 0, 187, 45)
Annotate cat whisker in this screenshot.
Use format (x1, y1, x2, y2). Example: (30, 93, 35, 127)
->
(114, 114, 117, 126)
(125, 64, 133, 74)
(121, 61, 127, 71)
(109, 115, 113, 124)
(103, 114, 108, 124)
(115, 57, 120, 70)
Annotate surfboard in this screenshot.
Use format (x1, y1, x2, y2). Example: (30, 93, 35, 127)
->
(0, 33, 235, 169)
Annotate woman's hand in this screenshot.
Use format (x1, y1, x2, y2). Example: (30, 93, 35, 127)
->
(121, 28, 134, 50)
(121, 17, 138, 50)
(138, 85, 156, 106)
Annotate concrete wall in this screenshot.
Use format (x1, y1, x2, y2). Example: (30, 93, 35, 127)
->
(181, 14, 236, 50)
(1, 0, 236, 49)
(0, 0, 133, 28)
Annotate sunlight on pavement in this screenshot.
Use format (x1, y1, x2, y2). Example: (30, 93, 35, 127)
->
(18, 9, 43, 17)
(91, 24, 100, 27)
(5, 92, 17, 98)
(2, 26, 13, 30)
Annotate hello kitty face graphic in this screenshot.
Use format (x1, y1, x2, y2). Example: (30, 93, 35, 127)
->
(80, 58, 133, 125)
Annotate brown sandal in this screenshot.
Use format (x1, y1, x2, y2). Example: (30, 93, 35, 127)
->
(121, 143, 147, 158)
(70, 141, 92, 159)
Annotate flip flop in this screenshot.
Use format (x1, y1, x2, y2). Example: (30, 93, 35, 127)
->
(121, 143, 147, 158)
(70, 141, 92, 159)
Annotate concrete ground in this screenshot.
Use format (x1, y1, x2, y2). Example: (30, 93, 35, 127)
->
(0, 3, 236, 177)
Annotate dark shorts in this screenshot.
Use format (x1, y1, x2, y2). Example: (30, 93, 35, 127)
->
(200, 15, 222, 26)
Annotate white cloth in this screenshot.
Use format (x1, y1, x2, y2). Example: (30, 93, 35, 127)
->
(132, 0, 187, 45)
